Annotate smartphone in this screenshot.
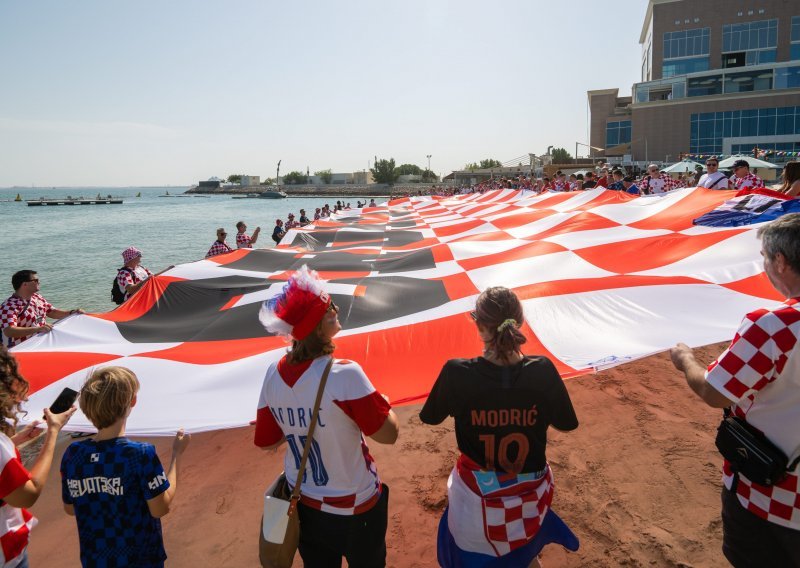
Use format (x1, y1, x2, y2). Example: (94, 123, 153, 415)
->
(49, 387, 78, 415)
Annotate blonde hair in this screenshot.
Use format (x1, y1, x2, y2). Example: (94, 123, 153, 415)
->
(80, 366, 139, 429)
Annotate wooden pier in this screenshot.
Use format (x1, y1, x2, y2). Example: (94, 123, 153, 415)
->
(27, 199, 123, 206)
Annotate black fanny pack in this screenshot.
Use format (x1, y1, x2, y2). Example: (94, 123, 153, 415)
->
(715, 411, 800, 486)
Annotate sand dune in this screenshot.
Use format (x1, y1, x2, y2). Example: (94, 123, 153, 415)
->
(27, 345, 728, 567)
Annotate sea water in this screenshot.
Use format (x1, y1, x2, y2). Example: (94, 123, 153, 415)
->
(0, 187, 377, 313)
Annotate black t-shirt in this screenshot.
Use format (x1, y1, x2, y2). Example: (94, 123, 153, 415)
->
(420, 356, 578, 474)
(582, 180, 597, 189)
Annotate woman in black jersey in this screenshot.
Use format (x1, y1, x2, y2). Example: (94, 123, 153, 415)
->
(420, 286, 579, 568)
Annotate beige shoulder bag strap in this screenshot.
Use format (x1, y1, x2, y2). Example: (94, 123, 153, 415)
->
(288, 357, 334, 515)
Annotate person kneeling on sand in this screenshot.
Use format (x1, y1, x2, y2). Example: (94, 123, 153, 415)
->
(420, 287, 580, 568)
(60, 366, 190, 568)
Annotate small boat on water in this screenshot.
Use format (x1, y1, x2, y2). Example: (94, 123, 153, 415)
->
(258, 189, 288, 199)
(14, 194, 21, 202)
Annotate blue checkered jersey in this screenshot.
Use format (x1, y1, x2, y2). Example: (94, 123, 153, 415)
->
(60, 437, 170, 567)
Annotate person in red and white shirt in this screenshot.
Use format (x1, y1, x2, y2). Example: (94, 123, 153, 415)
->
(730, 159, 765, 191)
(1, 271, 83, 348)
(235, 221, 260, 249)
(284, 213, 299, 230)
(0, 346, 76, 567)
(640, 164, 677, 195)
(553, 173, 569, 192)
(255, 266, 399, 567)
(670, 213, 800, 567)
(205, 228, 234, 258)
(116, 247, 154, 303)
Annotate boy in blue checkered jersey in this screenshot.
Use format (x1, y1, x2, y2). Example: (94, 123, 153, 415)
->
(60, 367, 190, 567)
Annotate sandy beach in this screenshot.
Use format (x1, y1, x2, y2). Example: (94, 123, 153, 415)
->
(25, 343, 729, 567)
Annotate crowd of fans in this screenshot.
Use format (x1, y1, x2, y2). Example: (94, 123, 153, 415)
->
(402, 159, 800, 200)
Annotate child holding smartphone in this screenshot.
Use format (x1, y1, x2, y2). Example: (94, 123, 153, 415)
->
(60, 366, 190, 568)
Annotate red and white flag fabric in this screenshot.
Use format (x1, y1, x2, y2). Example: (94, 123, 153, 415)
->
(12, 187, 784, 435)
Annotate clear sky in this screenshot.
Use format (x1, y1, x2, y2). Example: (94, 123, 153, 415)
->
(0, 0, 646, 187)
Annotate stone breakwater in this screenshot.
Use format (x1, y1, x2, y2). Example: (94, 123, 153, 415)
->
(185, 184, 443, 198)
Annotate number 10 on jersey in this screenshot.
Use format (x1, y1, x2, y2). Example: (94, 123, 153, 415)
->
(285, 434, 330, 486)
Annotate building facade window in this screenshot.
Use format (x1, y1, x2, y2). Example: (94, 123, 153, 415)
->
(606, 121, 632, 148)
(723, 69, 773, 93)
(722, 19, 778, 68)
(663, 28, 710, 77)
(792, 16, 800, 61)
(690, 106, 800, 154)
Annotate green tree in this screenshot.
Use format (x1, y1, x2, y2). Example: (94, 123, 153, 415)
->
(395, 163, 422, 175)
(260, 177, 275, 185)
(370, 158, 399, 185)
(464, 162, 479, 171)
(551, 148, 573, 163)
(282, 171, 308, 185)
(479, 159, 502, 169)
(421, 169, 438, 182)
(227, 174, 243, 183)
(314, 169, 333, 184)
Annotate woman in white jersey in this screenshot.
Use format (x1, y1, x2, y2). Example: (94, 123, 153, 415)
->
(254, 266, 399, 568)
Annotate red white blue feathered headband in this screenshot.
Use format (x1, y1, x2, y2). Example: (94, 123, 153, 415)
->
(259, 265, 331, 340)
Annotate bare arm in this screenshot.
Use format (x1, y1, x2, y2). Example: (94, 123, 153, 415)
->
(259, 436, 285, 451)
(2, 324, 52, 339)
(146, 429, 190, 518)
(48, 308, 83, 320)
(4, 408, 76, 509)
(251, 227, 260, 245)
(670, 343, 734, 409)
(369, 410, 399, 445)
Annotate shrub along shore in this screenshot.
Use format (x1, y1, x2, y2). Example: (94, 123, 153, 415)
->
(185, 183, 438, 198)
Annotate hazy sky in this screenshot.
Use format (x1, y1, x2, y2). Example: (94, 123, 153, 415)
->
(0, 1, 646, 187)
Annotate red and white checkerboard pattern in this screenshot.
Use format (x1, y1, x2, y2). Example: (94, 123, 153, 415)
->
(11, 187, 788, 435)
(640, 173, 677, 194)
(0, 293, 53, 348)
(481, 469, 554, 555)
(236, 232, 252, 248)
(732, 172, 765, 191)
(115, 266, 152, 302)
(205, 240, 233, 258)
(706, 299, 800, 530)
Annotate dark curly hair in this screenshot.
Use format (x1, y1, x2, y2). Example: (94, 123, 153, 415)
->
(0, 347, 30, 437)
(473, 287, 527, 363)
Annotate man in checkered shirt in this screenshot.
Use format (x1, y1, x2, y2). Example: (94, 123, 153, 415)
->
(670, 213, 800, 566)
(1, 270, 83, 348)
(640, 164, 677, 195)
(235, 220, 260, 249)
(205, 228, 233, 258)
(730, 159, 765, 191)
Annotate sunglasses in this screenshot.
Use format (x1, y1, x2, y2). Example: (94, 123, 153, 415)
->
(706, 162, 718, 166)
(328, 302, 339, 313)
(469, 311, 477, 321)
(28, 278, 40, 283)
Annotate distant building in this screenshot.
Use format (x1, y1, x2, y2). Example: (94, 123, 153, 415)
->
(198, 179, 221, 189)
(240, 175, 260, 187)
(589, 0, 800, 164)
